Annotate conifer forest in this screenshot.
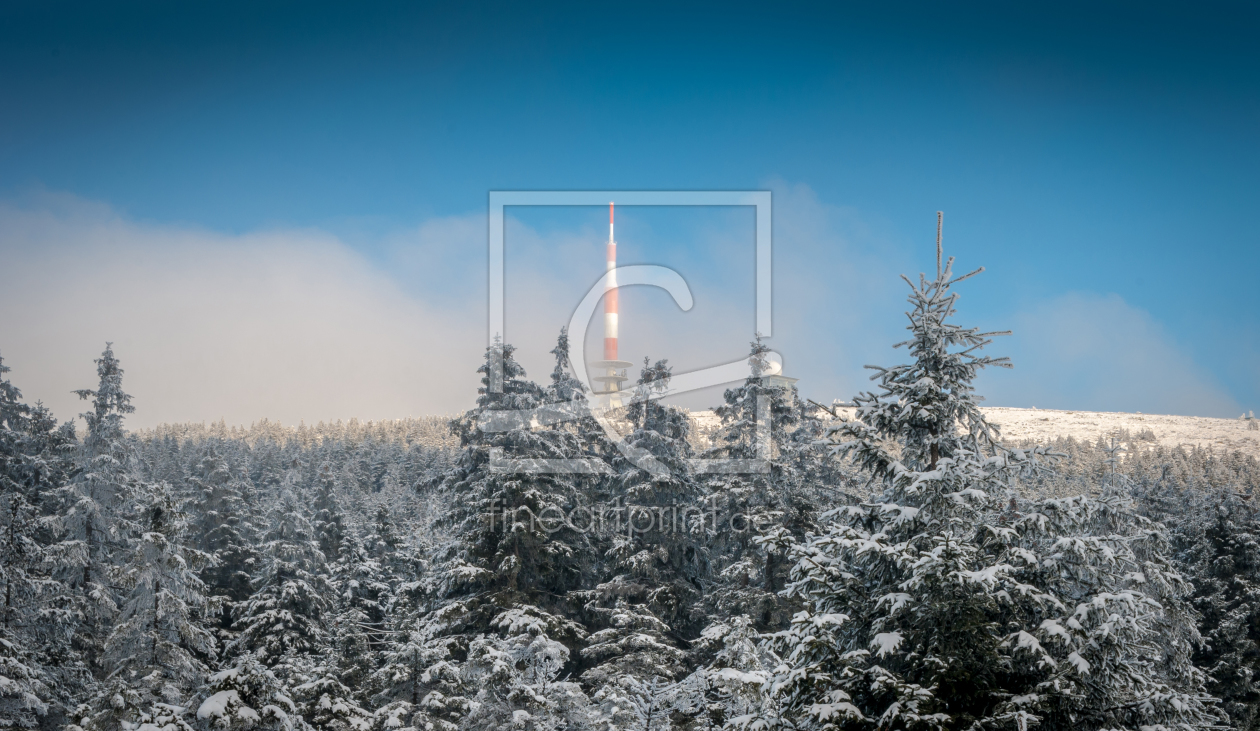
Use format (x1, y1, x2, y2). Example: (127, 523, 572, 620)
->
(3, 256, 1259, 731)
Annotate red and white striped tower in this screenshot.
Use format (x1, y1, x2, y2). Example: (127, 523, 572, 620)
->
(605, 202, 618, 360)
(592, 202, 633, 399)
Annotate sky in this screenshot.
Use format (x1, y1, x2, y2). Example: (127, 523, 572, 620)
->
(0, 1, 1256, 428)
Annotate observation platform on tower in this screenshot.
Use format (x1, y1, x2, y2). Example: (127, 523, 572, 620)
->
(590, 359, 634, 393)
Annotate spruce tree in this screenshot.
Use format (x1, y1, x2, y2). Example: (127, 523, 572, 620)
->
(327, 536, 391, 700)
(0, 358, 57, 725)
(0, 356, 83, 723)
(593, 358, 708, 636)
(0, 629, 52, 728)
(231, 488, 330, 666)
(701, 337, 819, 632)
(375, 338, 610, 729)
(313, 464, 347, 563)
(194, 653, 306, 731)
(97, 480, 216, 713)
(58, 344, 137, 670)
(194, 446, 260, 631)
(460, 606, 597, 731)
(751, 245, 1223, 730)
(1144, 485, 1260, 730)
(435, 338, 606, 606)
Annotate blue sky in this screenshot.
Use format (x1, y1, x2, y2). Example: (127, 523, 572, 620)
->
(0, 1, 1256, 426)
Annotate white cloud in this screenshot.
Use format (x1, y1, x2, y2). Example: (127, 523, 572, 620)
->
(0, 194, 485, 429)
(757, 178, 912, 401)
(977, 291, 1240, 417)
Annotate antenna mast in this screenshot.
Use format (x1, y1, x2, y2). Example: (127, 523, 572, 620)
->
(936, 211, 943, 279)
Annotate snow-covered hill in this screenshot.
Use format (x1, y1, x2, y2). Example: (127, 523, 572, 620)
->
(690, 406, 1260, 459)
(975, 407, 1260, 459)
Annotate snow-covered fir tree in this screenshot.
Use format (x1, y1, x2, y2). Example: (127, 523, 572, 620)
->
(435, 336, 609, 605)
(380, 338, 611, 729)
(231, 487, 330, 665)
(194, 653, 305, 731)
(194, 445, 261, 634)
(0, 355, 54, 728)
(750, 249, 1224, 730)
(313, 464, 347, 563)
(58, 344, 138, 669)
(597, 358, 709, 635)
(95, 479, 216, 714)
(1135, 482, 1260, 730)
(700, 336, 829, 633)
(0, 352, 84, 727)
(460, 606, 598, 731)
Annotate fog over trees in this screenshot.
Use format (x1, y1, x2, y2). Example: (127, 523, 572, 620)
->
(1, 252, 1258, 730)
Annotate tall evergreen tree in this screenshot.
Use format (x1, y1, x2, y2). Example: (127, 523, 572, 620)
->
(1139, 484, 1260, 730)
(194, 445, 261, 631)
(96, 480, 216, 713)
(231, 488, 330, 666)
(594, 358, 708, 636)
(700, 336, 826, 632)
(751, 248, 1223, 730)
(58, 344, 137, 671)
(313, 464, 347, 563)
(194, 653, 306, 731)
(435, 338, 607, 604)
(0, 353, 59, 728)
(375, 339, 609, 729)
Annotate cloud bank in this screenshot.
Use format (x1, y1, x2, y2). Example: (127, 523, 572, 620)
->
(0, 187, 1241, 431)
(977, 291, 1240, 417)
(0, 194, 485, 429)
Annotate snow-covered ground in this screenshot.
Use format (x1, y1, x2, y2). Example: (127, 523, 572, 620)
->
(976, 407, 1260, 459)
(688, 407, 1260, 459)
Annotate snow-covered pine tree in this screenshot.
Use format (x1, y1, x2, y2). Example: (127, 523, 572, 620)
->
(327, 535, 391, 701)
(0, 629, 52, 729)
(96, 479, 216, 714)
(0, 354, 83, 723)
(313, 464, 347, 563)
(460, 605, 597, 731)
(194, 652, 307, 731)
(0, 355, 46, 633)
(0, 351, 31, 481)
(597, 358, 708, 634)
(436, 336, 608, 602)
(623, 358, 692, 475)
(367, 605, 471, 731)
(0, 358, 54, 727)
(365, 506, 401, 557)
(285, 654, 373, 731)
(231, 487, 330, 666)
(1140, 484, 1260, 730)
(576, 596, 695, 729)
(194, 445, 261, 632)
(73, 683, 198, 731)
(374, 337, 612, 729)
(751, 242, 1223, 731)
(700, 337, 818, 632)
(685, 614, 780, 729)
(546, 326, 586, 406)
(57, 344, 137, 670)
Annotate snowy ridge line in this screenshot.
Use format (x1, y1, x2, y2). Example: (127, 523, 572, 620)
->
(695, 405, 1260, 461)
(126, 406, 1259, 459)
(130, 414, 461, 449)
